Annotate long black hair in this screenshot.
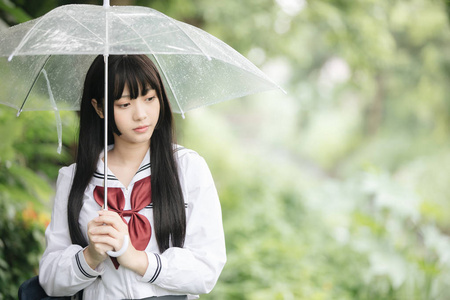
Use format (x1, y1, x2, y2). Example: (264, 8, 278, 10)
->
(67, 55, 186, 253)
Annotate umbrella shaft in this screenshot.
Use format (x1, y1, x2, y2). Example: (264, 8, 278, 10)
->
(103, 4, 110, 210)
(103, 54, 109, 210)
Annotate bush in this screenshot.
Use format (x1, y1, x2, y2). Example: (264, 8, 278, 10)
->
(0, 194, 48, 300)
(0, 107, 76, 299)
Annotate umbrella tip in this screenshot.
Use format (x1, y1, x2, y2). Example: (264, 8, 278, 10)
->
(16, 109, 22, 117)
(8, 54, 13, 62)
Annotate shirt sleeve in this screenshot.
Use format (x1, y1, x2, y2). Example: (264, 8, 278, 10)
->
(39, 166, 104, 296)
(137, 150, 227, 295)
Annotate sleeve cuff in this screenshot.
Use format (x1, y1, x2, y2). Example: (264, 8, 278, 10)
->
(73, 249, 104, 280)
(138, 252, 164, 283)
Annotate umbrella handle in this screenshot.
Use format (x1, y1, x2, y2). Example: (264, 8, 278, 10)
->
(107, 235, 130, 257)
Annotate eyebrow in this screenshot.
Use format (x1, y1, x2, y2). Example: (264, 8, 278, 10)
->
(118, 94, 131, 100)
(119, 87, 154, 100)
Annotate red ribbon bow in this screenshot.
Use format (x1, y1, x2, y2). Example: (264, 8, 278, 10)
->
(93, 176, 152, 269)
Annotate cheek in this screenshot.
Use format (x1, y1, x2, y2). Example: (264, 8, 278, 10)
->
(153, 108, 160, 122)
(151, 102, 161, 122)
(113, 109, 127, 129)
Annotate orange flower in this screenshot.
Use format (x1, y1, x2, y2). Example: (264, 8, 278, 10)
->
(22, 204, 38, 223)
(38, 212, 51, 228)
(22, 203, 50, 228)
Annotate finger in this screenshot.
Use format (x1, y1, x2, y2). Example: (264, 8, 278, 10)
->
(87, 220, 104, 239)
(96, 215, 127, 232)
(88, 219, 116, 233)
(88, 218, 103, 227)
(90, 234, 119, 248)
(91, 235, 122, 251)
(96, 210, 124, 222)
(98, 210, 123, 219)
(89, 242, 114, 256)
(88, 217, 108, 230)
(96, 215, 123, 228)
(89, 225, 120, 238)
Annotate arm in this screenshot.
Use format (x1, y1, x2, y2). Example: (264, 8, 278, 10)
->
(59, 151, 226, 295)
(136, 151, 227, 294)
(39, 166, 104, 296)
(88, 209, 149, 275)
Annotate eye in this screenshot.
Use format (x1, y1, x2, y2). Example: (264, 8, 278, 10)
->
(117, 102, 130, 108)
(143, 89, 157, 101)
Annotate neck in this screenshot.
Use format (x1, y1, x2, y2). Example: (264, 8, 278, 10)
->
(108, 140, 150, 167)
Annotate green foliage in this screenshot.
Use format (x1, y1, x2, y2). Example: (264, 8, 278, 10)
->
(0, 193, 46, 300)
(0, 106, 76, 299)
(181, 107, 450, 299)
(0, 0, 32, 24)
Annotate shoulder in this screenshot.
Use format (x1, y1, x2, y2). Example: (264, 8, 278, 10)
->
(58, 163, 76, 176)
(52, 164, 77, 206)
(56, 163, 76, 185)
(174, 145, 214, 185)
(174, 145, 207, 168)
(174, 145, 200, 159)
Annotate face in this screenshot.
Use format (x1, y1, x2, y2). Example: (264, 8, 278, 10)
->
(111, 85, 160, 147)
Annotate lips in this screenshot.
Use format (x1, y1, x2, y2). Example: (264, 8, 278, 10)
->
(133, 125, 149, 133)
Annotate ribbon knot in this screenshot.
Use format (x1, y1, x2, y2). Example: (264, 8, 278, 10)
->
(93, 177, 152, 269)
(121, 210, 136, 217)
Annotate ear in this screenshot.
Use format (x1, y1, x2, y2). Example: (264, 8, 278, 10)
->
(91, 99, 104, 118)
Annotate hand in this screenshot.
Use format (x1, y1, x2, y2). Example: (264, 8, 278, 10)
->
(116, 240, 149, 276)
(84, 210, 128, 269)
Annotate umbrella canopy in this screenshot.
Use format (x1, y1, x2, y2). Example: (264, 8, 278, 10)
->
(0, 4, 281, 117)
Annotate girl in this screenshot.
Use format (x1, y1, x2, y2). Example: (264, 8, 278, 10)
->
(39, 55, 226, 299)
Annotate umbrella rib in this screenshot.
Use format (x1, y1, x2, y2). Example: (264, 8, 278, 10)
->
(151, 54, 185, 118)
(9, 9, 104, 60)
(16, 55, 52, 116)
(63, 11, 106, 44)
(114, 14, 186, 116)
(8, 16, 47, 61)
(157, 14, 211, 61)
(42, 69, 63, 154)
(23, 27, 105, 52)
(107, 29, 180, 48)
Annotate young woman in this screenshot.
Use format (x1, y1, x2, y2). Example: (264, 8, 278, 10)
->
(39, 55, 226, 299)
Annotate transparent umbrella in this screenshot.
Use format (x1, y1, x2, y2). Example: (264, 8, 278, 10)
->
(0, 1, 282, 234)
(0, 2, 281, 115)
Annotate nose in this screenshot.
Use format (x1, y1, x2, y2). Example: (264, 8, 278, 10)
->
(133, 100, 147, 121)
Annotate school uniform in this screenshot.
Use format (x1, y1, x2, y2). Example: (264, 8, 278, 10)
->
(39, 146, 226, 300)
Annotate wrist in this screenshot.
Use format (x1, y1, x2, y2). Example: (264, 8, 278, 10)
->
(118, 247, 149, 276)
(83, 247, 102, 270)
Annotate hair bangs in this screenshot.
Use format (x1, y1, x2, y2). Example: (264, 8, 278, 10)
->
(112, 56, 160, 101)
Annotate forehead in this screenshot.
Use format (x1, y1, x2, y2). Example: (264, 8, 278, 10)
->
(113, 60, 159, 100)
(119, 84, 154, 98)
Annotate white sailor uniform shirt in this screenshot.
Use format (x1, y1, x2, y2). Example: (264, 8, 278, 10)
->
(39, 147, 226, 299)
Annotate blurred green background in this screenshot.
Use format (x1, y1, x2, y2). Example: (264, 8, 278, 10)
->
(1, 0, 450, 299)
